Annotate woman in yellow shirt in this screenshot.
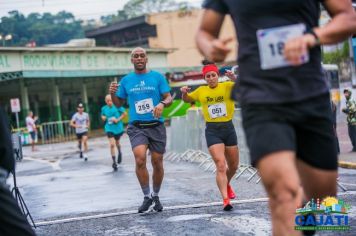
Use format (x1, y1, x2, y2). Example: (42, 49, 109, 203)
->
(180, 64, 239, 211)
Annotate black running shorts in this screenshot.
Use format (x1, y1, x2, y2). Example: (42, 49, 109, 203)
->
(76, 132, 88, 140)
(241, 93, 338, 170)
(107, 132, 123, 141)
(205, 120, 238, 148)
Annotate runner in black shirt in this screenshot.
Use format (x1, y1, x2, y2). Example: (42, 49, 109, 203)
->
(197, 1, 356, 235)
(0, 108, 36, 235)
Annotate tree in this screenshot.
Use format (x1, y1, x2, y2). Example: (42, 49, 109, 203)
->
(123, 0, 177, 18)
(322, 42, 350, 65)
(0, 11, 84, 46)
(100, 10, 129, 25)
(98, 0, 197, 25)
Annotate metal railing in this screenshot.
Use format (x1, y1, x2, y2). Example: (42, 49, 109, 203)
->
(12, 120, 76, 145)
(166, 108, 261, 184)
(40, 120, 77, 144)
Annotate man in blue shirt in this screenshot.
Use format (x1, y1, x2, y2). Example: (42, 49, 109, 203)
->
(110, 47, 172, 213)
(101, 94, 127, 170)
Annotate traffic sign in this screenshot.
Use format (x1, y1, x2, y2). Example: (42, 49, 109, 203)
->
(10, 98, 21, 113)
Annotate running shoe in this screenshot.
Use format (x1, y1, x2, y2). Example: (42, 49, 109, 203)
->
(223, 198, 233, 211)
(83, 154, 88, 161)
(227, 184, 236, 199)
(112, 163, 118, 171)
(117, 151, 122, 164)
(138, 197, 153, 213)
(152, 195, 163, 212)
(79, 151, 83, 158)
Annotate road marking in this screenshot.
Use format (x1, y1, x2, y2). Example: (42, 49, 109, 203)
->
(339, 182, 356, 187)
(23, 154, 73, 170)
(35, 191, 356, 227)
(35, 197, 269, 226)
(23, 157, 62, 170)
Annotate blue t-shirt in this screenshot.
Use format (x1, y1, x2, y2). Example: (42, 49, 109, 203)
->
(101, 105, 126, 134)
(116, 70, 170, 123)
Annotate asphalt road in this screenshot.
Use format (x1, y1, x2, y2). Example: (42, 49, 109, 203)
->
(8, 131, 356, 235)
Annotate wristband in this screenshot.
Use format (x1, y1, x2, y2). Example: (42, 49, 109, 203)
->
(309, 30, 321, 46)
(160, 101, 167, 107)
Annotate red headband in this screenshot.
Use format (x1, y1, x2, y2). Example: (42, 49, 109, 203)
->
(202, 64, 219, 77)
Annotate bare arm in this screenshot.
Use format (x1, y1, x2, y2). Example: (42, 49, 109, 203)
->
(70, 119, 76, 128)
(153, 92, 172, 118)
(111, 95, 126, 108)
(180, 86, 195, 103)
(101, 115, 107, 122)
(114, 111, 127, 123)
(225, 70, 237, 81)
(119, 111, 127, 120)
(316, 0, 356, 45)
(109, 81, 126, 107)
(161, 92, 173, 107)
(86, 117, 90, 129)
(196, 9, 231, 62)
(285, 0, 356, 65)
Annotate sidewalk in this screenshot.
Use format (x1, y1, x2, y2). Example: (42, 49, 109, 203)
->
(337, 117, 356, 169)
(24, 120, 356, 169)
(339, 152, 356, 169)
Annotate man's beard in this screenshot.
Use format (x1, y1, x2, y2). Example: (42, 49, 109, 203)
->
(134, 64, 146, 71)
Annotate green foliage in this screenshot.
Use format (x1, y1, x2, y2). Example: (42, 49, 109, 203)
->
(123, 0, 177, 18)
(104, 0, 195, 24)
(0, 0, 197, 46)
(322, 41, 350, 64)
(100, 10, 129, 26)
(0, 10, 84, 46)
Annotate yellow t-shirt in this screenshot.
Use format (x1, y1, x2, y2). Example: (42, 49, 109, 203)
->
(188, 81, 235, 122)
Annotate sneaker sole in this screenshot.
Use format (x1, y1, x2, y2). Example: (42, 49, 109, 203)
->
(223, 204, 233, 211)
(138, 205, 154, 214)
(153, 207, 163, 212)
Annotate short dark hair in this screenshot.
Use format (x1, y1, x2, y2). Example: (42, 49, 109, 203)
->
(344, 89, 350, 93)
(202, 59, 214, 66)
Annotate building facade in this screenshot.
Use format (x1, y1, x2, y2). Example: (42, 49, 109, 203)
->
(0, 47, 169, 128)
(86, 9, 238, 68)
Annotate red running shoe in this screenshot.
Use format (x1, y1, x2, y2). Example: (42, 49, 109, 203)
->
(223, 198, 233, 211)
(227, 184, 236, 199)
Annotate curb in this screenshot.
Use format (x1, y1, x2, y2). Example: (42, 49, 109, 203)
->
(338, 161, 356, 169)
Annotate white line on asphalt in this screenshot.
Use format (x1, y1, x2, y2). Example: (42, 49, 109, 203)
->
(339, 182, 356, 187)
(35, 197, 269, 227)
(35, 191, 356, 227)
(23, 157, 62, 170)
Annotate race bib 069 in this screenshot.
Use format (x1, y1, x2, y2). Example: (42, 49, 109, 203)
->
(135, 98, 154, 115)
(208, 103, 227, 119)
(257, 23, 309, 70)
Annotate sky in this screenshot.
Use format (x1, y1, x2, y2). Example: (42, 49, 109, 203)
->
(0, 0, 203, 20)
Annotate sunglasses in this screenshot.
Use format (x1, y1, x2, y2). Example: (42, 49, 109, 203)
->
(132, 53, 146, 59)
